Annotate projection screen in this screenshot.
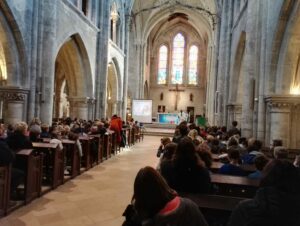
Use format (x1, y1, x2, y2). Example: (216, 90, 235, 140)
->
(132, 100, 152, 123)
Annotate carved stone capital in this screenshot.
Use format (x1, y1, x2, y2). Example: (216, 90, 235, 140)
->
(0, 87, 29, 102)
(265, 95, 300, 113)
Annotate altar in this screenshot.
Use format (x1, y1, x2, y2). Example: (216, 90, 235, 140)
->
(157, 113, 180, 124)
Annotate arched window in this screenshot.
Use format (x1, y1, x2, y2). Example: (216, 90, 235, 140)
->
(188, 45, 198, 85)
(171, 33, 185, 84)
(158, 45, 168, 84)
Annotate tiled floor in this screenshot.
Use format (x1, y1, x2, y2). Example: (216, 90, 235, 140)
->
(0, 136, 161, 226)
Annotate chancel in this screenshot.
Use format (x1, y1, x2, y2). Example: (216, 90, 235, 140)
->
(1, 0, 300, 226)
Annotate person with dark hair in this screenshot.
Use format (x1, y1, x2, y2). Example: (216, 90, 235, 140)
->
(195, 143, 213, 169)
(160, 137, 211, 193)
(228, 160, 300, 226)
(248, 155, 269, 179)
(227, 121, 240, 137)
(241, 139, 263, 164)
(172, 122, 189, 144)
(156, 137, 171, 158)
(219, 147, 246, 176)
(129, 166, 208, 226)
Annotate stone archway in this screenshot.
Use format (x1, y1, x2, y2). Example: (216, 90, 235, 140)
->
(54, 34, 93, 120)
(106, 61, 119, 118)
(265, 1, 300, 147)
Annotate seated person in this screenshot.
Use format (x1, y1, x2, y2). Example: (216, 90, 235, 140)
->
(128, 166, 208, 226)
(156, 137, 171, 158)
(6, 122, 33, 151)
(0, 127, 24, 200)
(248, 155, 269, 179)
(241, 139, 263, 164)
(160, 137, 211, 194)
(49, 131, 63, 151)
(40, 123, 51, 138)
(219, 147, 246, 176)
(195, 143, 213, 169)
(228, 160, 300, 226)
(273, 146, 288, 160)
(156, 142, 177, 171)
(29, 124, 41, 142)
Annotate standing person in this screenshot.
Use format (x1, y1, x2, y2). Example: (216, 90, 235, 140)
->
(110, 114, 122, 143)
(127, 166, 208, 226)
(227, 121, 240, 137)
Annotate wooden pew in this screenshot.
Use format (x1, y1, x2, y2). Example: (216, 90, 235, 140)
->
(15, 149, 43, 204)
(32, 142, 63, 191)
(103, 133, 112, 159)
(89, 134, 104, 165)
(131, 127, 135, 145)
(180, 193, 247, 211)
(0, 165, 10, 216)
(127, 128, 133, 146)
(60, 139, 80, 180)
(210, 162, 256, 174)
(108, 130, 118, 155)
(181, 193, 248, 226)
(211, 174, 259, 198)
(80, 136, 94, 170)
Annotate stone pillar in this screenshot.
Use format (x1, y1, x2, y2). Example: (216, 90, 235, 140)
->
(111, 10, 119, 43)
(122, 14, 130, 119)
(0, 88, 29, 125)
(39, 1, 57, 125)
(265, 95, 300, 148)
(69, 97, 88, 120)
(87, 97, 96, 120)
(95, 0, 110, 119)
(241, 0, 260, 138)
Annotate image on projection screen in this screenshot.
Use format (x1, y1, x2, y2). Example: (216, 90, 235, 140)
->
(132, 100, 152, 123)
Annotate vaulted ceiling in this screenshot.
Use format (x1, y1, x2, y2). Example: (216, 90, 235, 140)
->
(130, 0, 218, 43)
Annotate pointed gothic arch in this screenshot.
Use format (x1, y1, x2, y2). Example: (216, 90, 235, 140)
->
(54, 33, 93, 119)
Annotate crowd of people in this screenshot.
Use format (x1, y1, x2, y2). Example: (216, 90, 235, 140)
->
(124, 120, 300, 226)
(0, 115, 142, 200)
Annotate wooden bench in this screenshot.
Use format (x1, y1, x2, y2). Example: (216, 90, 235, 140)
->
(32, 142, 63, 191)
(16, 149, 43, 204)
(211, 174, 259, 198)
(80, 136, 94, 170)
(0, 165, 10, 216)
(210, 162, 256, 174)
(88, 134, 104, 165)
(181, 193, 248, 226)
(60, 139, 80, 180)
(103, 133, 112, 159)
(107, 130, 118, 155)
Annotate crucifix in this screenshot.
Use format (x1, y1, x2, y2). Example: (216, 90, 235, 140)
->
(169, 84, 184, 111)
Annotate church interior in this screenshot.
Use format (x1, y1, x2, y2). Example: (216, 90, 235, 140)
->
(1, 0, 300, 225)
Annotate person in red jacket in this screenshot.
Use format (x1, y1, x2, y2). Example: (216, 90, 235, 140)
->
(110, 114, 122, 143)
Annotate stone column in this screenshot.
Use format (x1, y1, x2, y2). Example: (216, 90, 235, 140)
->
(0, 88, 29, 125)
(111, 11, 119, 43)
(95, 0, 110, 119)
(68, 97, 88, 120)
(39, 0, 57, 125)
(241, 0, 260, 138)
(87, 97, 96, 120)
(265, 95, 300, 148)
(122, 14, 130, 119)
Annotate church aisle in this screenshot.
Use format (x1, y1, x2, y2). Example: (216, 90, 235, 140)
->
(0, 136, 161, 226)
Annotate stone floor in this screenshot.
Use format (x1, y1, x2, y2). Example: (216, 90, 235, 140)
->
(0, 136, 161, 226)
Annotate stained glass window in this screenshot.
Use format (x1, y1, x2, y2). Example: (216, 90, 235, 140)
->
(188, 45, 198, 85)
(158, 45, 168, 84)
(171, 33, 185, 84)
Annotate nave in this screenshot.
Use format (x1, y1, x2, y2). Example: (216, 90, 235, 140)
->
(0, 136, 160, 226)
